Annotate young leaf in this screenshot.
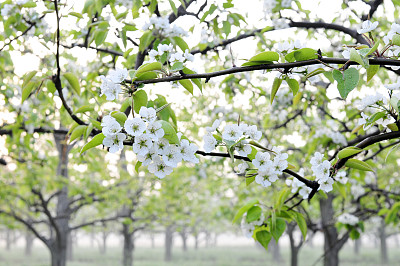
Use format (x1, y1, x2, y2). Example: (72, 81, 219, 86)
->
(349, 48, 366, 68)
(135, 161, 142, 173)
(182, 67, 202, 92)
(111, 111, 127, 125)
(135, 62, 162, 76)
(294, 212, 307, 240)
(178, 79, 193, 94)
(139, 31, 154, 52)
(159, 120, 180, 144)
(333, 68, 359, 99)
(70, 125, 87, 143)
(21, 82, 36, 104)
(337, 146, 364, 159)
(271, 218, 286, 241)
(256, 230, 272, 250)
(22, 71, 37, 88)
(63, 73, 81, 95)
(305, 68, 325, 79)
(80, 133, 105, 154)
(75, 105, 94, 114)
(345, 159, 374, 172)
(232, 199, 259, 224)
(286, 78, 299, 95)
(270, 77, 282, 104)
(249, 51, 279, 62)
(367, 65, 379, 83)
(293, 48, 318, 61)
(133, 90, 148, 114)
(246, 206, 262, 223)
(172, 36, 189, 52)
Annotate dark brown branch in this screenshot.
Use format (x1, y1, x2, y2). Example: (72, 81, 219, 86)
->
(364, 140, 400, 161)
(129, 57, 400, 85)
(62, 43, 123, 56)
(362, 0, 384, 21)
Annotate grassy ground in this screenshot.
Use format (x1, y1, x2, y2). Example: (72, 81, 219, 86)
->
(0, 245, 399, 266)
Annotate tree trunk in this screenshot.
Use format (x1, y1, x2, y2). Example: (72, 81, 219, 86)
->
(213, 233, 218, 247)
(194, 233, 199, 249)
(25, 231, 34, 256)
(179, 229, 187, 252)
(164, 225, 174, 261)
(6, 229, 11, 250)
(319, 194, 348, 266)
(150, 232, 155, 248)
(354, 238, 361, 255)
(269, 239, 282, 263)
(100, 230, 108, 254)
(287, 222, 303, 266)
(378, 219, 388, 265)
(122, 224, 135, 266)
(66, 232, 73, 261)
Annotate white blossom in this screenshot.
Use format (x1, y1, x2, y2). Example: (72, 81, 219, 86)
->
(335, 171, 348, 184)
(357, 20, 379, 34)
(132, 133, 153, 156)
(148, 156, 173, 179)
(137, 147, 157, 166)
(1, 4, 13, 17)
(338, 213, 359, 226)
(179, 139, 199, 163)
(169, 52, 185, 63)
(108, 68, 128, 83)
(235, 140, 252, 156)
(238, 162, 248, 174)
(103, 133, 126, 153)
(252, 152, 272, 172)
(206, 119, 222, 132)
(222, 124, 243, 141)
(146, 121, 164, 140)
(102, 120, 122, 137)
(203, 133, 218, 153)
(184, 49, 194, 62)
(163, 145, 182, 167)
(319, 177, 334, 193)
(384, 78, 400, 90)
(153, 138, 170, 155)
(139, 107, 157, 122)
(100, 76, 122, 101)
(124, 118, 146, 137)
(245, 125, 262, 141)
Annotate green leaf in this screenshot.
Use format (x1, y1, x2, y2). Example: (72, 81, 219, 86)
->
(46, 80, 56, 94)
(294, 212, 307, 240)
(135, 161, 142, 173)
(94, 29, 108, 46)
(249, 51, 279, 62)
(232, 199, 259, 224)
(246, 175, 255, 186)
(392, 35, 400, 47)
(63, 73, 81, 95)
(133, 90, 148, 114)
(366, 40, 380, 56)
(139, 31, 154, 52)
(69, 12, 83, 19)
(178, 79, 193, 94)
(135, 62, 162, 76)
(345, 159, 374, 172)
(80, 133, 105, 154)
(159, 120, 179, 144)
(275, 188, 291, 212)
(222, 21, 231, 36)
(75, 105, 94, 114)
(22, 70, 37, 88)
(367, 65, 379, 82)
(246, 206, 262, 223)
(270, 77, 282, 104)
(172, 36, 189, 52)
(271, 218, 286, 241)
(256, 230, 272, 250)
(171, 62, 184, 72)
(305, 68, 325, 79)
(135, 71, 158, 81)
(21, 82, 35, 104)
(182, 67, 202, 92)
(286, 78, 299, 95)
(168, 0, 178, 15)
(332, 68, 359, 99)
(293, 48, 318, 61)
(111, 111, 127, 125)
(338, 146, 364, 159)
(70, 125, 87, 143)
(241, 61, 274, 66)
(349, 48, 367, 68)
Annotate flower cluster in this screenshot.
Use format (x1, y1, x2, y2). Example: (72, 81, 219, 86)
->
(202, 119, 262, 153)
(146, 44, 194, 65)
(142, 16, 188, 38)
(101, 107, 199, 179)
(99, 68, 128, 101)
(286, 169, 312, 199)
(275, 40, 304, 53)
(313, 120, 347, 146)
(337, 213, 359, 226)
(253, 147, 288, 188)
(241, 212, 265, 238)
(310, 152, 333, 193)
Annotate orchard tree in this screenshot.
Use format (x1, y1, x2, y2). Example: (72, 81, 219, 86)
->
(2, 1, 400, 266)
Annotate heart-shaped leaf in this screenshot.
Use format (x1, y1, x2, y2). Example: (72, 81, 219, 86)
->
(333, 68, 359, 99)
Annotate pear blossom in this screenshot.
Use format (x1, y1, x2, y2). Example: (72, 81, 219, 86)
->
(139, 107, 157, 122)
(102, 120, 122, 137)
(137, 147, 157, 166)
(319, 177, 334, 193)
(357, 20, 379, 34)
(146, 121, 164, 140)
(1, 4, 12, 17)
(158, 44, 174, 55)
(384, 78, 400, 90)
(132, 133, 153, 156)
(99, 76, 122, 101)
(206, 119, 222, 132)
(235, 140, 252, 156)
(103, 133, 126, 153)
(163, 146, 182, 167)
(222, 124, 243, 141)
(179, 139, 199, 163)
(183, 49, 194, 62)
(252, 152, 272, 172)
(238, 162, 248, 174)
(203, 133, 218, 152)
(244, 125, 262, 141)
(169, 52, 185, 63)
(153, 138, 170, 155)
(124, 118, 146, 136)
(335, 171, 348, 184)
(148, 156, 173, 179)
(338, 213, 359, 226)
(108, 68, 128, 83)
